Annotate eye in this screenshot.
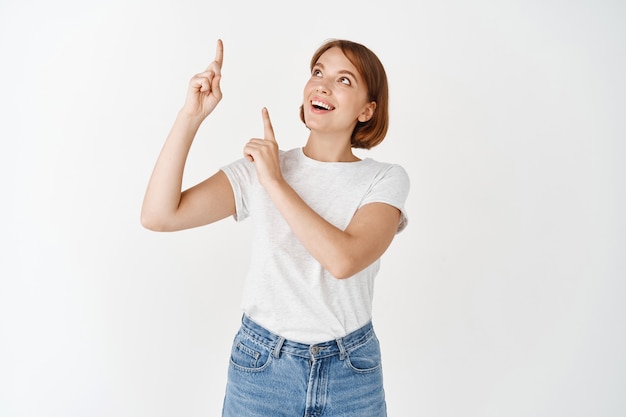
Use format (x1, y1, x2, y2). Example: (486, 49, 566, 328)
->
(312, 69, 322, 77)
(339, 77, 351, 86)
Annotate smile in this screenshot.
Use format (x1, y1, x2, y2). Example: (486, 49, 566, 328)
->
(311, 100, 335, 111)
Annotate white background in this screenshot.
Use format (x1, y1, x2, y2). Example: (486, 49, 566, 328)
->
(1, 0, 624, 416)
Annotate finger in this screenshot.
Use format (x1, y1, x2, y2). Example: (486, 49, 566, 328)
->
(214, 38, 224, 67)
(262, 107, 276, 143)
(211, 74, 222, 100)
(205, 39, 224, 72)
(190, 74, 211, 93)
(199, 78, 210, 93)
(198, 69, 215, 79)
(197, 69, 215, 86)
(243, 139, 269, 159)
(243, 142, 256, 162)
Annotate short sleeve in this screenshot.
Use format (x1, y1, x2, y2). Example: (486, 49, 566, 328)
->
(220, 158, 255, 222)
(360, 164, 410, 233)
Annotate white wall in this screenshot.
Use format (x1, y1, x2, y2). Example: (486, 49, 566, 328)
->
(1, 0, 624, 416)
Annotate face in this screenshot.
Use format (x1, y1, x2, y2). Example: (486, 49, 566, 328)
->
(302, 47, 376, 137)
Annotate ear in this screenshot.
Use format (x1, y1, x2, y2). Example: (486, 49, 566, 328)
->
(358, 101, 377, 122)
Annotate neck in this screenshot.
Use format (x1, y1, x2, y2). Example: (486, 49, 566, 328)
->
(302, 139, 360, 162)
(303, 132, 360, 162)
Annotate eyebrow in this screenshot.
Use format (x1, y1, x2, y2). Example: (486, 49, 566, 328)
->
(314, 62, 359, 82)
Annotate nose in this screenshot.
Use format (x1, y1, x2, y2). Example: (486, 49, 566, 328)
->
(316, 82, 329, 94)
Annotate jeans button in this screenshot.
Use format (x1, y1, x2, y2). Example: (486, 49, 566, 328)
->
(310, 346, 321, 355)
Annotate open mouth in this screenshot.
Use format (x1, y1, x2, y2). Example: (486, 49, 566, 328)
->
(311, 100, 335, 111)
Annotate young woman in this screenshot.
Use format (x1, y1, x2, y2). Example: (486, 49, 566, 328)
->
(141, 38, 409, 417)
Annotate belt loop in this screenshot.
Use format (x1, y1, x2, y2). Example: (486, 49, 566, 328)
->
(336, 337, 347, 361)
(272, 336, 285, 359)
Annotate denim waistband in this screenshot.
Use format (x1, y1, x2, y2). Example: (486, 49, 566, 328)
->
(239, 315, 375, 360)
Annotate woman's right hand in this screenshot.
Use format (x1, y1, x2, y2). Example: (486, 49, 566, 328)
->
(180, 39, 224, 120)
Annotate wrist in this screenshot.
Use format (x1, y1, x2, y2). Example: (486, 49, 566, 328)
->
(263, 176, 289, 197)
(176, 109, 206, 127)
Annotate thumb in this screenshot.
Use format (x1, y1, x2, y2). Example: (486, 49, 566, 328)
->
(262, 107, 277, 143)
(211, 74, 223, 100)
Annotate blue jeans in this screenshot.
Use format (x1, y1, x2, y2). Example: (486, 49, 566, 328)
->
(222, 315, 387, 417)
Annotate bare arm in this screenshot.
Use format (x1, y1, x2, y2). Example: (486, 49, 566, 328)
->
(141, 39, 235, 231)
(244, 108, 401, 279)
(265, 182, 400, 279)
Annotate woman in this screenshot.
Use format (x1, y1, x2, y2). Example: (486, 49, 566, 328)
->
(141, 38, 409, 417)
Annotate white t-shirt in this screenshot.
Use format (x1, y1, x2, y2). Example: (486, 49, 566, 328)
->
(221, 147, 409, 344)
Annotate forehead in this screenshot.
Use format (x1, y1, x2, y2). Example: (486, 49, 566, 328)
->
(315, 47, 360, 75)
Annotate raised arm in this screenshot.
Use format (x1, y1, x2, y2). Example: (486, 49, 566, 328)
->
(141, 39, 235, 232)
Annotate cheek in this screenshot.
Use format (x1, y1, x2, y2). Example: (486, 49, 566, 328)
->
(302, 84, 312, 101)
(305, 77, 328, 93)
(304, 78, 317, 91)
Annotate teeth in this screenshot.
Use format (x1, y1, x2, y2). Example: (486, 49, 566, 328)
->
(312, 100, 333, 110)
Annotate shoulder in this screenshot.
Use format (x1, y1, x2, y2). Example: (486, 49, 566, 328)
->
(358, 159, 410, 232)
(278, 147, 300, 163)
(364, 159, 410, 187)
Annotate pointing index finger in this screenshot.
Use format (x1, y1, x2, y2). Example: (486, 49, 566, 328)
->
(262, 107, 276, 142)
(204, 39, 223, 72)
(214, 38, 224, 66)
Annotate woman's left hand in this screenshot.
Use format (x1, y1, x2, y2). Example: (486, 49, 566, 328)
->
(244, 107, 284, 187)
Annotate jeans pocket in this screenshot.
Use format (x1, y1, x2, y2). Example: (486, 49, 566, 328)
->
(229, 331, 272, 372)
(345, 333, 382, 373)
